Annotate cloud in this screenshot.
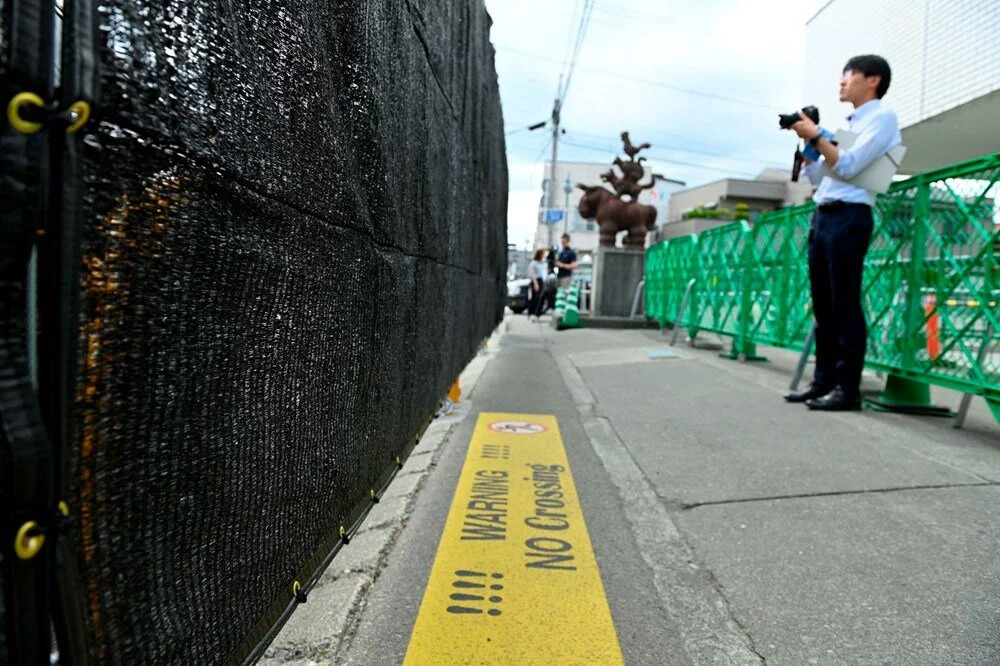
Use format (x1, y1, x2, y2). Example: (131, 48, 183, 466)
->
(487, 0, 827, 242)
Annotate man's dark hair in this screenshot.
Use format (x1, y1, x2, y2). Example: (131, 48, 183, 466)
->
(844, 54, 891, 98)
(561, 233, 570, 241)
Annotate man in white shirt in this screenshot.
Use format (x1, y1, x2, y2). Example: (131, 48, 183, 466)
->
(783, 55, 901, 411)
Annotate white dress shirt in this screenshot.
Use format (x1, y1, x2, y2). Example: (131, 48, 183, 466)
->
(802, 99, 901, 206)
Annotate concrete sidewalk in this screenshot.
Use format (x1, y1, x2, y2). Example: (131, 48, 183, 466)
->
(270, 313, 1000, 665)
(544, 317, 999, 664)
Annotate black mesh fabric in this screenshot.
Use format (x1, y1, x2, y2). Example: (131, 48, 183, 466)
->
(1, 0, 8, 655)
(2, 0, 57, 660)
(56, 0, 506, 663)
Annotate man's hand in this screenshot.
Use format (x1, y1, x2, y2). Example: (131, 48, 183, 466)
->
(790, 111, 820, 141)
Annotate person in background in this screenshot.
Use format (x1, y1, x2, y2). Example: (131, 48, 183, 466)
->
(555, 233, 578, 288)
(527, 248, 548, 321)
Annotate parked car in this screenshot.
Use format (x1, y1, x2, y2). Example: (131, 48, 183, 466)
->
(506, 277, 531, 313)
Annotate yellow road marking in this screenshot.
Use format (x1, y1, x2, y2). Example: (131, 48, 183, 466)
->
(405, 413, 623, 665)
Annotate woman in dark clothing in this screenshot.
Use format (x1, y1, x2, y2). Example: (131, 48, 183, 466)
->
(527, 248, 548, 320)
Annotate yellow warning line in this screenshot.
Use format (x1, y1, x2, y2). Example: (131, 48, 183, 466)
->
(404, 413, 623, 665)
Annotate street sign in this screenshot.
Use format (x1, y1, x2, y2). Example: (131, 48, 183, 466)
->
(544, 209, 564, 223)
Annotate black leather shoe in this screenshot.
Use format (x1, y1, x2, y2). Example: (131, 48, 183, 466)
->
(805, 388, 862, 411)
(784, 383, 834, 403)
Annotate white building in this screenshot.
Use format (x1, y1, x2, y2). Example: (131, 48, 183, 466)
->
(803, 0, 1000, 173)
(534, 161, 685, 253)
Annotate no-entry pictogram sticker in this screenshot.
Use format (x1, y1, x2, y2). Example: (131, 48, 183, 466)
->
(487, 420, 547, 434)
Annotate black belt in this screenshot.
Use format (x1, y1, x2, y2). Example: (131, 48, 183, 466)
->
(817, 200, 870, 213)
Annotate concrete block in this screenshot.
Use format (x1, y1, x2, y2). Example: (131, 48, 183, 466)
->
(400, 450, 436, 476)
(318, 524, 397, 582)
(593, 246, 646, 317)
(359, 495, 408, 531)
(414, 424, 450, 454)
(382, 471, 422, 501)
(261, 573, 368, 663)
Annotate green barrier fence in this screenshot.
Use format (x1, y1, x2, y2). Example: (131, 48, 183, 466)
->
(645, 152, 1000, 423)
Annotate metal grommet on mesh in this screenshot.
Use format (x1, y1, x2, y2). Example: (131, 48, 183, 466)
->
(6, 91, 46, 134)
(291, 581, 306, 603)
(65, 100, 91, 133)
(14, 521, 45, 560)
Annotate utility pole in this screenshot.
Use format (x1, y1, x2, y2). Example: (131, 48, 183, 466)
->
(546, 82, 562, 250)
(548, 96, 561, 213)
(563, 175, 572, 237)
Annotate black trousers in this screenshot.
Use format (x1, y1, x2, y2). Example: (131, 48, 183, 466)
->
(528, 281, 545, 316)
(808, 203, 874, 397)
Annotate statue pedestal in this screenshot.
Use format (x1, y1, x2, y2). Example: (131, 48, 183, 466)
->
(592, 247, 645, 318)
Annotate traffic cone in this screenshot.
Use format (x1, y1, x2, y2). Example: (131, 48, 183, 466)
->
(558, 284, 583, 330)
(554, 286, 567, 317)
(924, 294, 941, 361)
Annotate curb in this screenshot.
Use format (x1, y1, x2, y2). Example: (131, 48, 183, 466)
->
(259, 318, 508, 664)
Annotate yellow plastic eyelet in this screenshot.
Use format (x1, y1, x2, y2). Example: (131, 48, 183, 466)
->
(7, 92, 45, 134)
(339, 525, 346, 538)
(15, 521, 45, 559)
(292, 581, 301, 598)
(58, 501, 69, 516)
(370, 488, 376, 500)
(66, 101, 91, 133)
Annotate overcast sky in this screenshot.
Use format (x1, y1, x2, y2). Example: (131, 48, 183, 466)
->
(485, 0, 828, 248)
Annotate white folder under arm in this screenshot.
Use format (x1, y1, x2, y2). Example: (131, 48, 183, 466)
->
(820, 129, 907, 194)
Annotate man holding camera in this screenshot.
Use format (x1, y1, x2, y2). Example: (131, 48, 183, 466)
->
(784, 55, 901, 411)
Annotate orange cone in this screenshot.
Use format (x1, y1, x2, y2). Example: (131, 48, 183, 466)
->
(924, 294, 941, 361)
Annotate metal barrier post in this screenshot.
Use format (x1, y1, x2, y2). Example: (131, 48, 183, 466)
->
(790, 327, 816, 391)
(630, 279, 645, 319)
(775, 208, 795, 345)
(953, 322, 995, 428)
(730, 230, 766, 361)
(669, 278, 696, 345)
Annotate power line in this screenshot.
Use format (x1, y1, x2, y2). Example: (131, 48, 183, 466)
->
(565, 130, 788, 168)
(560, 138, 761, 177)
(534, 135, 554, 163)
(557, 0, 595, 106)
(494, 43, 779, 111)
(560, 0, 584, 74)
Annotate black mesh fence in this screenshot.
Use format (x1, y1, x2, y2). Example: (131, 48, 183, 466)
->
(2, 0, 507, 663)
(2, 0, 57, 660)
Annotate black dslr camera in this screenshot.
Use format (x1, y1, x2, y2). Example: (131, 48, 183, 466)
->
(778, 105, 819, 129)
(780, 106, 825, 182)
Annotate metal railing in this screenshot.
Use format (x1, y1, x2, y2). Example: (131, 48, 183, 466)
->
(645, 152, 1000, 423)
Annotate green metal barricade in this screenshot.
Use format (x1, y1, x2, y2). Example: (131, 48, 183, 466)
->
(644, 152, 1000, 423)
(864, 154, 1000, 417)
(668, 235, 699, 329)
(644, 242, 668, 323)
(746, 203, 814, 350)
(690, 221, 760, 357)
